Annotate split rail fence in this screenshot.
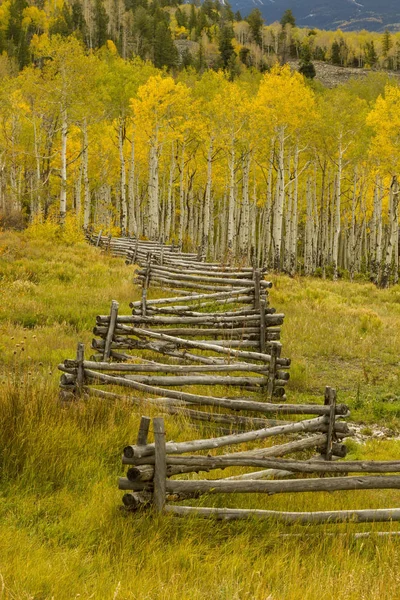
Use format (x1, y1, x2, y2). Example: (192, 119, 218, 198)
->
(57, 233, 400, 527)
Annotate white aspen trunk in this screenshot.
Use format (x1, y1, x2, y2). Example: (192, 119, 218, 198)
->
(272, 127, 285, 270)
(209, 194, 215, 260)
(59, 107, 68, 225)
(148, 128, 160, 240)
(178, 143, 186, 248)
(332, 140, 343, 280)
(264, 140, 275, 269)
(349, 169, 357, 281)
(118, 118, 127, 236)
(203, 138, 213, 255)
(227, 143, 236, 258)
(128, 133, 138, 237)
(381, 176, 399, 288)
(304, 178, 313, 275)
(165, 142, 175, 241)
(250, 171, 257, 263)
(283, 151, 292, 272)
(221, 190, 228, 258)
(240, 151, 250, 257)
(289, 146, 299, 276)
(312, 169, 319, 273)
(33, 120, 42, 218)
(75, 161, 82, 217)
(82, 119, 91, 229)
(370, 178, 379, 280)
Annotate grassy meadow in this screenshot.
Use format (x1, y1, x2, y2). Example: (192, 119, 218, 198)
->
(1, 225, 400, 600)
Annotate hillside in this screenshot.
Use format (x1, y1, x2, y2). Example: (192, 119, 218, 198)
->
(1, 229, 400, 598)
(234, 0, 400, 31)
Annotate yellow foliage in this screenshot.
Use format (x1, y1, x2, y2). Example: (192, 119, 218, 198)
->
(106, 40, 118, 55)
(22, 6, 47, 31)
(0, 0, 10, 32)
(29, 33, 52, 58)
(27, 212, 85, 246)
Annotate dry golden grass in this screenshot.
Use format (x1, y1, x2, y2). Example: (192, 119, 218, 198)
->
(1, 228, 400, 599)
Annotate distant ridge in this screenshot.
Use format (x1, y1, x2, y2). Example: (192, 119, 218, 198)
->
(231, 0, 400, 31)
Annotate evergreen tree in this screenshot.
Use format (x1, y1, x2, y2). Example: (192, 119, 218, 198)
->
(72, 1, 88, 41)
(365, 41, 378, 67)
(154, 20, 178, 69)
(6, 0, 30, 69)
(234, 10, 242, 22)
(49, 5, 74, 37)
(280, 9, 296, 28)
(382, 29, 392, 57)
(175, 7, 188, 29)
(218, 24, 235, 69)
(331, 40, 341, 65)
(298, 43, 316, 79)
(188, 4, 197, 32)
(246, 8, 263, 47)
(93, 0, 109, 48)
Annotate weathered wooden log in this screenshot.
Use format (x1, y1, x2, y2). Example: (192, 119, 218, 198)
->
(130, 457, 400, 476)
(94, 326, 280, 339)
(67, 360, 274, 374)
(121, 327, 289, 365)
(83, 369, 348, 416)
(136, 270, 270, 287)
(163, 505, 400, 524)
(122, 491, 152, 509)
(123, 416, 332, 459)
(122, 432, 351, 467)
(164, 475, 400, 496)
(76, 343, 85, 390)
(129, 288, 251, 308)
(125, 314, 283, 326)
(117, 375, 273, 387)
(153, 417, 167, 511)
(104, 300, 119, 361)
(139, 275, 251, 292)
(137, 416, 151, 446)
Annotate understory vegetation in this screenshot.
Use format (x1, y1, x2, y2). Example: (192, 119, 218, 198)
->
(1, 228, 400, 599)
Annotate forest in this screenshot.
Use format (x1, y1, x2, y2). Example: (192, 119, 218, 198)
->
(1, 31, 400, 285)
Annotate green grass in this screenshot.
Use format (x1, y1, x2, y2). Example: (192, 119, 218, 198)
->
(1, 229, 400, 599)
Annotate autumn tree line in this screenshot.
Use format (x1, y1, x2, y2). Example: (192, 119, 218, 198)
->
(3, 0, 400, 75)
(1, 36, 400, 285)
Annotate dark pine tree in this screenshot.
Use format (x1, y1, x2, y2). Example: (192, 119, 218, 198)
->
(218, 23, 235, 68)
(364, 41, 378, 67)
(153, 20, 178, 69)
(331, 40, 341, 65)
(298, 43, 316, 79)
(93, 0, 109, 48)
(6, 0, 30, 69)
(246, 8, 263, 47)
(280, 9, 296, 28)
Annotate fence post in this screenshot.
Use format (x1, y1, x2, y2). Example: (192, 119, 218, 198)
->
(137, 416, 151, 446)
(324, 386, 337, 461)
(153, 417, 167, 512)
(160, 237, 164, 266)
(266, 342, 280, 399)
(253, 268, 261, 310)
(141, 254, 152, 317)
(76, 342, 85, 394)
(259, 298, 266, 353)
(95, 230, 102, 247)
(103, 300, 119, 361)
